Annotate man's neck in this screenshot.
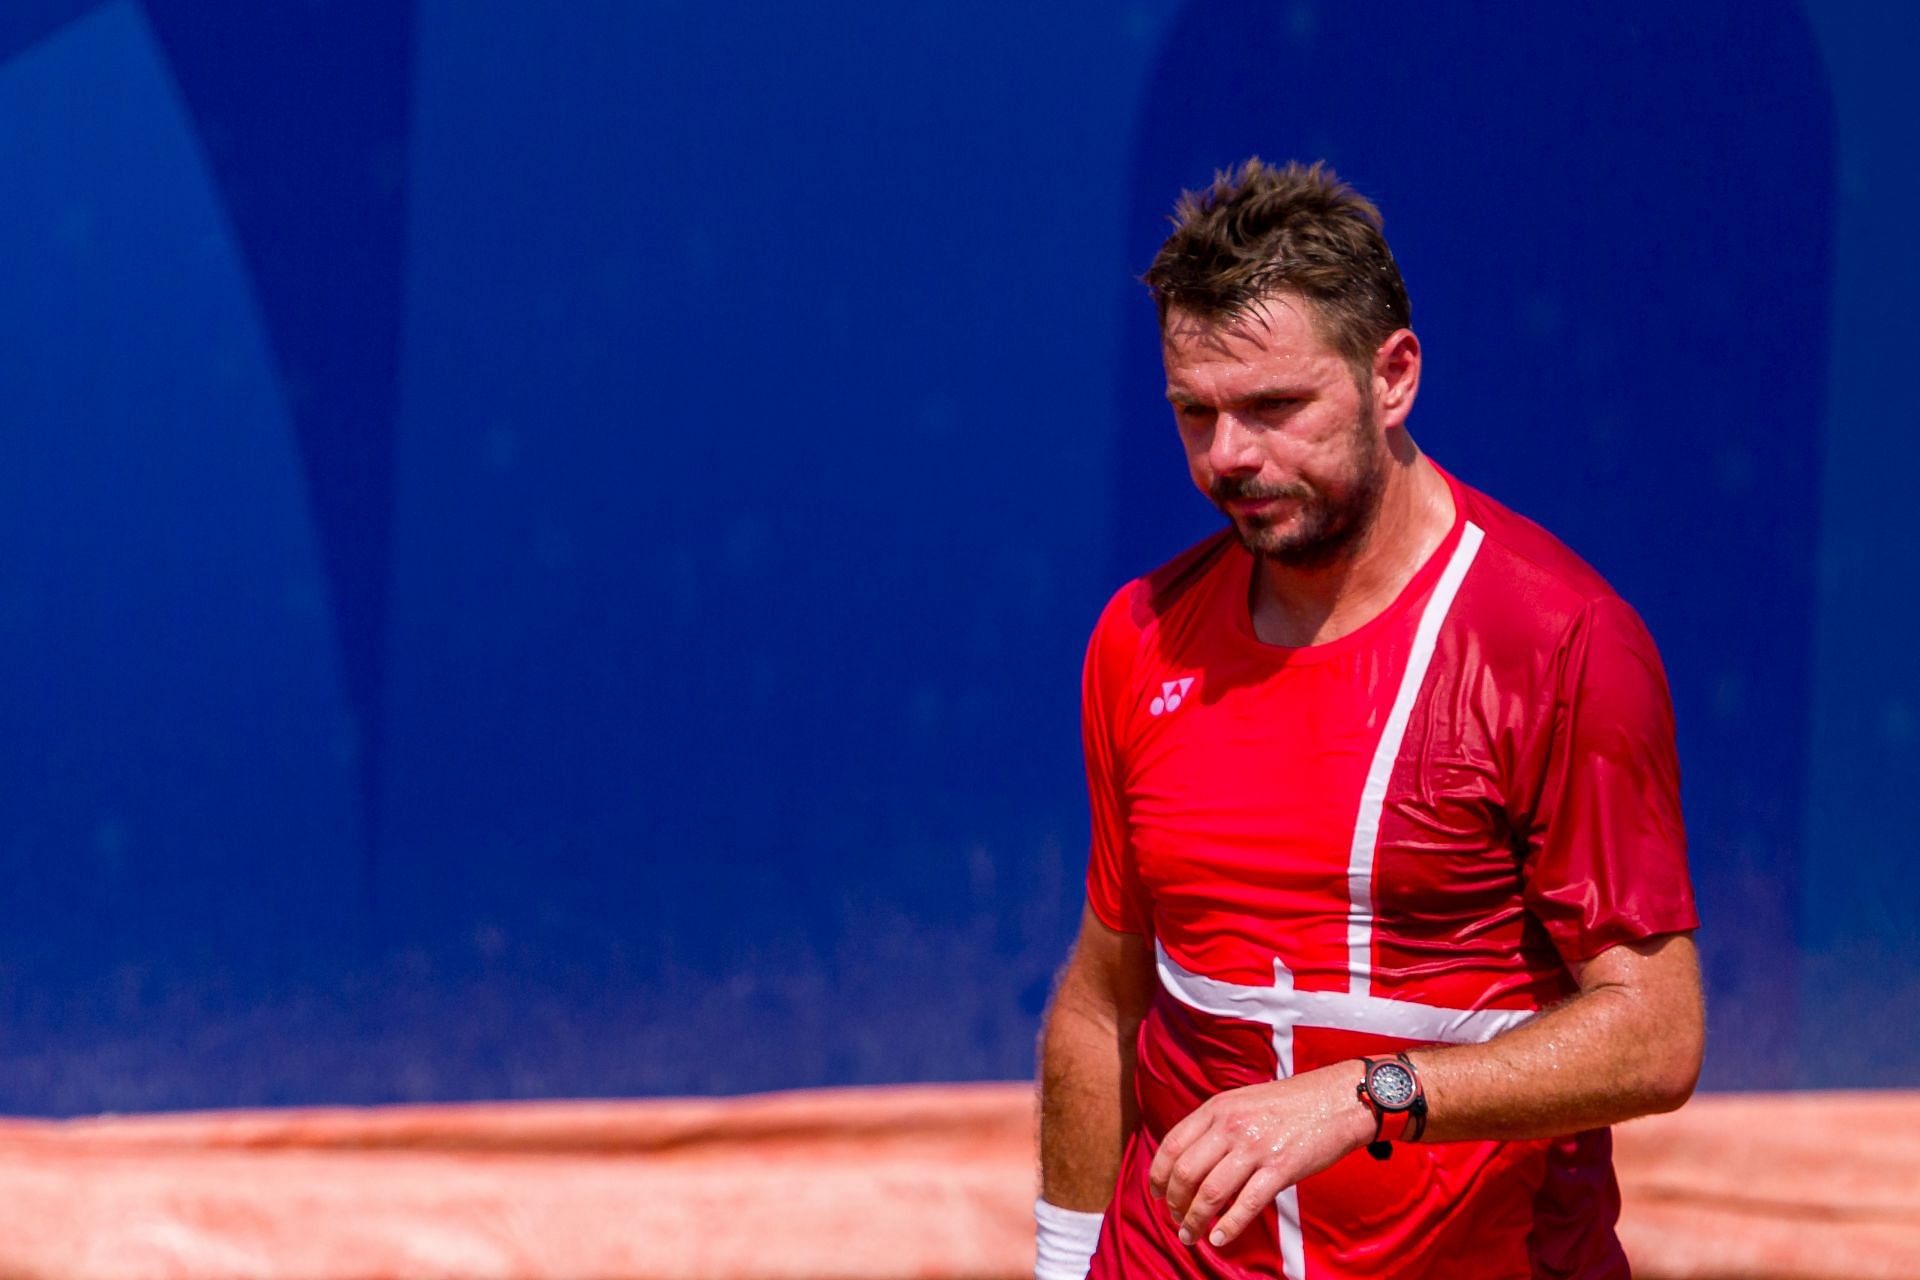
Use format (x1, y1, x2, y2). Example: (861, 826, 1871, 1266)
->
(1249, 454, 1456, 648)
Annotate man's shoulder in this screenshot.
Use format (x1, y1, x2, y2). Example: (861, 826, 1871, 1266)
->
(1093, 529, 1239, 639)
(1083, 531, 1238, 701)
(1441, 474, 1680, 686)
(1454, 478, 1627, 621)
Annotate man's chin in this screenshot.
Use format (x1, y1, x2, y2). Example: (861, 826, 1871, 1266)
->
(1228, 514, 1301, 557)
(1232, 516, 1361, 568)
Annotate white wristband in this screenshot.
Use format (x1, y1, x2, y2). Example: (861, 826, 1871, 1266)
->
(1034, 1198, 1104, 1280)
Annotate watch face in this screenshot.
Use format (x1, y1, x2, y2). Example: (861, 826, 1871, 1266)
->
(1369, 1062, 1416, 1109)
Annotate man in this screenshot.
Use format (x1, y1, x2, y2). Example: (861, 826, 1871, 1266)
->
(1035, 160, 1703, 1280)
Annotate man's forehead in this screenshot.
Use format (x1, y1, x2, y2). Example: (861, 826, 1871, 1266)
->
(1160, 295, 1345, 377)
(1162, 295, 1327, 356)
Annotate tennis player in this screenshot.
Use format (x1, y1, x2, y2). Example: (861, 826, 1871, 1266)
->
(1035, 160, 1703, 1279)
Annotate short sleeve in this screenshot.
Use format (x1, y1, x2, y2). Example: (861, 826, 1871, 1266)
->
(1519, 595, 1699, 964)
(1082, 587, 1149, 935)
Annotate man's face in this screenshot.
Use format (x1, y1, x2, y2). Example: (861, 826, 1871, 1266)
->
(1162, 297, 1387, 568)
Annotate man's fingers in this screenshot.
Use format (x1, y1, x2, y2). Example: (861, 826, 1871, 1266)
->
(1147, 1107, 1215, 1199)
(1159, 1128, 1231, 1225)
(1179, 1149, 1257, 1241)
(1204, 1166, 1288, 1249)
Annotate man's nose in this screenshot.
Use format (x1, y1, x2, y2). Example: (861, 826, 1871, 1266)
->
(1208, 414, 1261, 474)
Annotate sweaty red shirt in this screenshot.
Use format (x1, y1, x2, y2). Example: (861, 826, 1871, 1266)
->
(1081, 469, 1697, 1280)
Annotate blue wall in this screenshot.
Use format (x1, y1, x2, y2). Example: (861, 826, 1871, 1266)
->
(0, 0, 1910, 1113)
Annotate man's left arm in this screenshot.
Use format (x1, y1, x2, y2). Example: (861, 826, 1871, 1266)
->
(1150, 929, 1704, 1249)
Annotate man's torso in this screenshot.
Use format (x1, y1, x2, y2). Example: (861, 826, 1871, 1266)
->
(1081, 473, 1694, 1279)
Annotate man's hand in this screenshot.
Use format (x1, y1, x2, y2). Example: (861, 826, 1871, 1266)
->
(1146, 1064, 1375, 1249)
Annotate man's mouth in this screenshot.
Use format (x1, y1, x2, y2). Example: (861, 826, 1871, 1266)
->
(1214, 483, 1307, 519)
(1226, 495, 1288, 518)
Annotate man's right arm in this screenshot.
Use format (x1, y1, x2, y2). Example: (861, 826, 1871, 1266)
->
(1040, 586, 1152, 1268)
(1039, 906, 1156, 1211)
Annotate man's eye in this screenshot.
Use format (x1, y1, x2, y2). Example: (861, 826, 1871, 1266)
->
(1253, 397, 1299, 413)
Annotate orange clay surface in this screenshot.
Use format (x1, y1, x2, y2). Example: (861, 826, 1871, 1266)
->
(0, 1084, 1912, 1279)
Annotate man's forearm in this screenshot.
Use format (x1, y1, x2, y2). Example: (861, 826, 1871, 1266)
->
(1414, 933, 1704, 1142)
(1038, 981, 1139, 1210)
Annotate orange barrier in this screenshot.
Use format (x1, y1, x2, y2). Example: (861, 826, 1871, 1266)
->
(0, 1085, 1913, 1279)
(1611, 1092, 1920, 1279)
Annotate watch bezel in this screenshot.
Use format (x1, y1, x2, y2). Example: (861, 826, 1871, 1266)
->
(1364, 1059, 1418, 1112)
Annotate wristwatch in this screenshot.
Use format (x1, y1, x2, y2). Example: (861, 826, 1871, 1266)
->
(1355, 1053, 1427, 1160)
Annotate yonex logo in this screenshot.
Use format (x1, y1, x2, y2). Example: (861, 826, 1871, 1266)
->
(1150, 677, 1195, 716)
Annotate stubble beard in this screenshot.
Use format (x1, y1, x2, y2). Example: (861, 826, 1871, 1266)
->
(1212, 413, 1389, 570)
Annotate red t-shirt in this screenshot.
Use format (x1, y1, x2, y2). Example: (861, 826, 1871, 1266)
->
(1081, 469, 1697, 1280)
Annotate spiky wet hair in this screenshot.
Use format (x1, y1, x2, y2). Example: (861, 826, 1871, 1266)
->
(1143, 158, 1411, 372)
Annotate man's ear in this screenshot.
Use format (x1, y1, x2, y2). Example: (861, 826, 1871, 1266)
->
(1372, 329, 1422, 430)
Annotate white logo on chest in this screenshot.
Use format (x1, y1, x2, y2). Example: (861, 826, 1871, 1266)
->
(1149, 677, 1195, 716)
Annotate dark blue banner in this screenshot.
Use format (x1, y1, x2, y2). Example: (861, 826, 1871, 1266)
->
(0, 0, 1909, 1112)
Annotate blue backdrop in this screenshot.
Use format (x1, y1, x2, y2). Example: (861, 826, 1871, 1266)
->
(0, 0, 1911, 1113)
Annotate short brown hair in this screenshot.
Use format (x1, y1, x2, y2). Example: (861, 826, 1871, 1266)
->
(1143, 158, 1411, 371)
